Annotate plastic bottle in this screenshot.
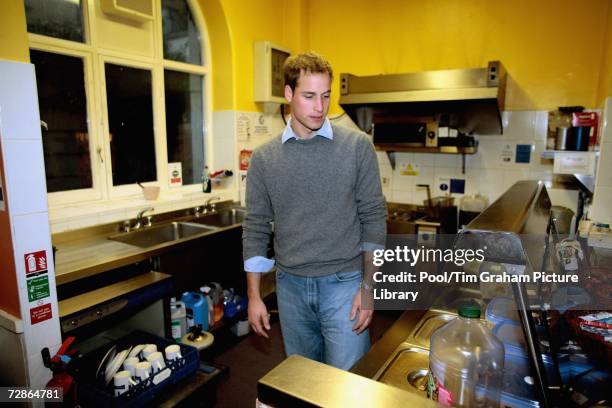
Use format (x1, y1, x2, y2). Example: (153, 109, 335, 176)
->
(199, 286, 215, 326)
(202, 166, 211, 193)
(428, 304, 505, 408)
(170, 297, 187, 342)
(181, 292, 209, 331)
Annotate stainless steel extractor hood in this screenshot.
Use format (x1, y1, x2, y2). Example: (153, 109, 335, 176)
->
(339, 61, 506, 135)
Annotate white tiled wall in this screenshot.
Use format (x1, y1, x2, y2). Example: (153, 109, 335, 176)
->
(368, 110, 554, 206)
(590, 97, 612, 224)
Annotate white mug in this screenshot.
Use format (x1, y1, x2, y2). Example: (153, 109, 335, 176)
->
(113, 370, 136, 396)
(146, 351, 166, 374)
(142, 344, 157, 359)
(123, 357, 139, 377)
(164, 344, 182, 361)
(135, 361, 152, 382)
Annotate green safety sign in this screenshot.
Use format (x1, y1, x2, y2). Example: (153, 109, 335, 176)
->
(27, 275, 50, 302)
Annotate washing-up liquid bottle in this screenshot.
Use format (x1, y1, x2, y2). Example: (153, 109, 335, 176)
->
(428, 304, 505, 407)
(200, 286, 215, 326)
(202, 166, 211, 193)
(181, 292, 209, 331)
(170, 297, 187, 342)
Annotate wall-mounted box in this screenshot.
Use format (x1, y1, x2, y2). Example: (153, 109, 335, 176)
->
(254, 41, 291, 104)
(100, 0, 154, 23)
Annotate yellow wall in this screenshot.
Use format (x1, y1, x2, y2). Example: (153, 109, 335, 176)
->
(0, 0, 29, 62)
(304, 0, 610, 113)
(596, 2, 612, 105)
(219, 0, 305, 112)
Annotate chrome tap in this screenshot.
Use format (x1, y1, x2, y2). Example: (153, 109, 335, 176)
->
(134, 207, 154, 229)
(204, 196, 221, 213)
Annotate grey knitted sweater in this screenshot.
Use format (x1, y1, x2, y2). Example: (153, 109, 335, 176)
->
(242, 124, 387, 277)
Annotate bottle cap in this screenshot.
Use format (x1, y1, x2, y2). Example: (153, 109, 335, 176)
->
(458, 304, 481, 319)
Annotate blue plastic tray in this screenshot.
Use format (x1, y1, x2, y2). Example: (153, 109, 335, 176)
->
(76, 330, 199, 407)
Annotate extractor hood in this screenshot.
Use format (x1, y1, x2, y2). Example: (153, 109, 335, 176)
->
(339, 61, 507, 135)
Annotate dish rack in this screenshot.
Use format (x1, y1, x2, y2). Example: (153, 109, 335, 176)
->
(75, 330, 199, 407)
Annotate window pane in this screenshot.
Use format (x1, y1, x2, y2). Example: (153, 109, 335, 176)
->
(105, 63, 157, 186)
(24, 0, 84, 43)
(162, 0, 202, 65)
(31, 50, 92, 193)
(164, 70, 204, 185)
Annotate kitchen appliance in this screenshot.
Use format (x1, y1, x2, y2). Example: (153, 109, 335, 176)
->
(339, 61, 507, 140)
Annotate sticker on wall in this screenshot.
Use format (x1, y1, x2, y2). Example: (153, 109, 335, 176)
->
(515, 144, 532, 164)
(399, 163, 420, 176)
(24, 250, 48, 278)
(168, 162, 183, 187)
(27, 275, 50, 302)
(239, 149, 253, 171)
(30, 303, 52, 325)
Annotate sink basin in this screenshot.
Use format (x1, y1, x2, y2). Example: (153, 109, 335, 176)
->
(109, 221, 217, 248)
(192, 208, 246, 228)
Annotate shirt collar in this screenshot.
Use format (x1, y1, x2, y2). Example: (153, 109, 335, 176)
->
(281, 117, 333, 144)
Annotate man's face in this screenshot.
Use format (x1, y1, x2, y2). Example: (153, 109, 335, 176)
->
(284, 71, 331, 138)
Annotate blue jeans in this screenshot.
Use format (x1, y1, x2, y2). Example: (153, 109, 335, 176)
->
(275, 268, 370, 370)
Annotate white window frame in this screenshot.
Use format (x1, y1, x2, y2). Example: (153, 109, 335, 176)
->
(26, 0, 212, 207)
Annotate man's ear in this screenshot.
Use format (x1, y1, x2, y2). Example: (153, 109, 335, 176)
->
(284, 84, 293, 103)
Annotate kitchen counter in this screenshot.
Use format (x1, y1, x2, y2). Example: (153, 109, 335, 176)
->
(53, 206, 242, 285)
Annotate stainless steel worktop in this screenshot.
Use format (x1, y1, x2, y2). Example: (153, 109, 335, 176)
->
(53, 204, 242, 285)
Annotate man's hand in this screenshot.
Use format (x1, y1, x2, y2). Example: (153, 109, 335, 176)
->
(248, 297, 271, 338)
(349, 288, 373, 334)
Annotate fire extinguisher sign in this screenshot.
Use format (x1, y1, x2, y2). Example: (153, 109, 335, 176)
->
(24, 250, 48, 277)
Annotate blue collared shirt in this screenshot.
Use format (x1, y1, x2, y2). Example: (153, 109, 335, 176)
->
(244, 117, 383, 273)
(281, 117, 333, 143)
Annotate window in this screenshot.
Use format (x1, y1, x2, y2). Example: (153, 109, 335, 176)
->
(25, 0, 209, 204)
(24, 0, 84, 43)
(164, 70, 204, 185)
(105, 64, 157, 186)
(162, 0, 203, 65)
(31, 50, 91, 193)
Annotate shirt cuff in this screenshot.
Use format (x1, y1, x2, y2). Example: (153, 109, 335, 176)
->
(361, 242, 385, 252)
(244, 256, 276, 273)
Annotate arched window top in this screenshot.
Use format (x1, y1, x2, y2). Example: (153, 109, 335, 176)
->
(162, 0, 203, 66)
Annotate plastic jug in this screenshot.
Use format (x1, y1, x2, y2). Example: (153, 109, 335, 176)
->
(170, 297, 187, 341)
(428, 304, 505, 407)
(181, 292, 209, 331)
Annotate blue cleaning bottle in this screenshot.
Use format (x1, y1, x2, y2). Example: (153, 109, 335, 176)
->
(181, 292, 209, 331)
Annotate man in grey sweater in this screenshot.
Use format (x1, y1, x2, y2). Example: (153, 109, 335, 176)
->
(243, 52, 387, 370)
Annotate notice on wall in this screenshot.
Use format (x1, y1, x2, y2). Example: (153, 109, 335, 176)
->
(553, 152, 596, 175)
(24, 250, 48, 278)
(27, 275, 50, 302)
(253, 114, 271, 138)
(0, 167, 4, 211)
(30, 303, 52, 325)
(500, 143, 515, 165)
(515, 144, 532, 164)
(236, 113, 252, 142)
(168, 162, 183, 187)
(399, 163, 420, 176)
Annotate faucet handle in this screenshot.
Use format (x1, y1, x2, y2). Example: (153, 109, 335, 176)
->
(122, 220, 131, 232)
(145, 216, 153, 227)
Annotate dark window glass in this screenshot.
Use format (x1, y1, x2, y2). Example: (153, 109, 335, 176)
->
(164, 70, 204, 184)
(105, 63, 157, 186)
(31, 50, 91, 193)
(24, 0, 84, 43)
(161, 0, 202, 65)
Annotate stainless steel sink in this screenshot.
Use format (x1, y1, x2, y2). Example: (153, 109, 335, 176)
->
(108, 221, 217, 248)
(373, 309, 457, 395)
(192, 208, 246, 228)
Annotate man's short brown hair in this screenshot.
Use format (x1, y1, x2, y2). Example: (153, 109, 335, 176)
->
(283, 52, 333, 91)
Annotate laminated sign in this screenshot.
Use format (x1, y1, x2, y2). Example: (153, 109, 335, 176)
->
(24, 250, 48, 277)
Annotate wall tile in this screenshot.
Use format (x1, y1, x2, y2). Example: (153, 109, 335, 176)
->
(534, 111, 549, 141)
(3, 139, 48, 216)
(391, 190, 414, 204)
(411, 153, 434, 166)
(595, 142, 612, 187)
(434, 154, 459, 168)
(502, 111, 535, 140)
(590, 186, 612, 223)
(0, 62, 41, 142)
